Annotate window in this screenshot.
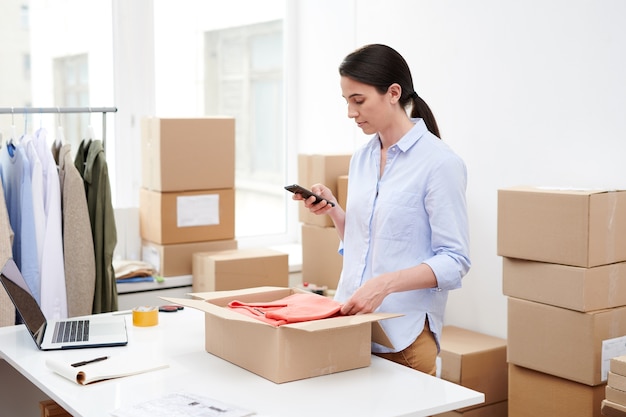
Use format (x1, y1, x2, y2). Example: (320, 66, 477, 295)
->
(53, 54, 90, 149)
(4, 0, 293, 250)
(20, 4, 29, 30)
(204, 20, 285, 238)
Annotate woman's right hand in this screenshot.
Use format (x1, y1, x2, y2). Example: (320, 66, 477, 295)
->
(298, 183, 337, 215)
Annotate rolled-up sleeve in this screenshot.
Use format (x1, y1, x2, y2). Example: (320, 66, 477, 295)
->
(422, 153, 471, 291)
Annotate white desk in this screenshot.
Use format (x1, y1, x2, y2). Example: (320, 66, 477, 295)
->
(0, 308, 483, 417)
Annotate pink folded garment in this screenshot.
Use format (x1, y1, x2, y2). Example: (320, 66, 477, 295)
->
(227, 293, 343, 326)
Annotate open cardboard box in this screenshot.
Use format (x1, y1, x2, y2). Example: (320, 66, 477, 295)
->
(163, 286, 400, 383)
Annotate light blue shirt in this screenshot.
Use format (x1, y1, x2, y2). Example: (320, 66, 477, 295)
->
(0, 143, 42, 304)
(334, 119, 470, 353)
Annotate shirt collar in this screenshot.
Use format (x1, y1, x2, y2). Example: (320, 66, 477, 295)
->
(370, 118, 428, 153)
(396, 118, 428, 152)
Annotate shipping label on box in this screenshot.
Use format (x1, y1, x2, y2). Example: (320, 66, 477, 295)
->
(497, 187, 626, 267)
(177, 194, 220, 227)
(139, 188, 235, 244)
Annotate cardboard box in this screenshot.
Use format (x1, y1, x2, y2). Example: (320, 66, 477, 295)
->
(141, 239, 238, 277)
(141, 117, 235, 192)
(39, 400, 71, 417)
(602, 399, 626, 417)
(502, 258, 626, 312)
(337, 174, 348, 209)
(192, 248, 289, 292)
(612, 355, 626, 376)
(298, 154, 351, 227)
(139, 188, 235, 244)
(163, 287, 399, 383)
(609, 372, 626, 392)
(508, 364, 605, 417)
(606, 386, 626, 408)
(301, 224, 342, 290)
(507, 297, 626, 386)
(439, 326, 508, 408)
(497, 187, 626, 267)
(435, 401, 507, 417)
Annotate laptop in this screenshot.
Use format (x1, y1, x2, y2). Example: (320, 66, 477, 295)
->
(0, 258, 128, 350)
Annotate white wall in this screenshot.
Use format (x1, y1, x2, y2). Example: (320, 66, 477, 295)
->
(289, 0, 626, 339)
(24, 0, 626, 339)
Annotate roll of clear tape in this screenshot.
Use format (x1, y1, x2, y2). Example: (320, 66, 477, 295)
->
(132, 306, 158, 327)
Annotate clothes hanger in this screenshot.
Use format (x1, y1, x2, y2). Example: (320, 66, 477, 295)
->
(6, 110, 18, 157)
(55, 109, 65, 147)
(85, 107, 96, 144)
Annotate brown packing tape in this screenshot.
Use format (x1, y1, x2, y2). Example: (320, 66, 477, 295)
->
(133, 306, 158, 327)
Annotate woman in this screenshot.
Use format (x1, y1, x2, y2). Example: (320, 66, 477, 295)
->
(294, 44, 470, 375)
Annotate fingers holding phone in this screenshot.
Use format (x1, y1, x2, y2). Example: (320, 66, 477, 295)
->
(285, 183, 336, 212)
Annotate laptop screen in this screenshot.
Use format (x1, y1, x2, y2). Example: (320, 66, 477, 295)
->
(0, 259, 47, 346)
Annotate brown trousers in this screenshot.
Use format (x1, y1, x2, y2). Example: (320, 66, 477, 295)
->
(374, 319, 438, 376)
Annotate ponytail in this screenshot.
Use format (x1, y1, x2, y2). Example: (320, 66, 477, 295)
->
(410, 94, 441, 139)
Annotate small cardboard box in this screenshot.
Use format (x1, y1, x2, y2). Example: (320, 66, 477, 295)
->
(508, 364, 605, 417)
(141, 117, 235, 192)
(297, 154, 351, 227)
(301, 223, 342, 289)
(507, 297, 626, 386)
(192, 248, 289, 292)
(608, 372, 626, 392)
(611, 355, 626, 377)
(497, 187, 626, 267)
(502, 257, 626, 312)
(602, 399, 626, 417)
(139, 188, 235, 244)
(439, 326, 508, 408)
(163, 287, 399, 383)
(141, 239, 238, 277)
(605, 386, 626, 408)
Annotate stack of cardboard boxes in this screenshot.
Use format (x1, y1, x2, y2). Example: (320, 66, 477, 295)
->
(498, 186, 626, 417)
(438, 326, 508, 416)
(298, 154, 351, 291)
(139, 117, 238, 278)
(603, 355, 626, 416)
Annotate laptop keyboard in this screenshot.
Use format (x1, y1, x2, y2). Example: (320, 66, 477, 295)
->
(52, 320, 90, 343)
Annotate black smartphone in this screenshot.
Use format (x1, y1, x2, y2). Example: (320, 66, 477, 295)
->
(284, 184, 335, 207)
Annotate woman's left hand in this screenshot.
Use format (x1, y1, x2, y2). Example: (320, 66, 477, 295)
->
(340, 275, 389, 315)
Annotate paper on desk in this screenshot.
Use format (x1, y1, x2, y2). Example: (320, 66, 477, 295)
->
(46, 354, 168, 385)
(110, 391, 255, 417)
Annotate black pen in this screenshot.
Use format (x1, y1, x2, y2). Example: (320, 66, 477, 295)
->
(71, 356, 109, 367)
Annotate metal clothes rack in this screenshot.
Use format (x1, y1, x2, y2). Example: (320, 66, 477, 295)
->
(0, 106, 118, 150)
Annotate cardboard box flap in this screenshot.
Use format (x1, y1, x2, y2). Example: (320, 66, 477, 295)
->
(161, 296, 268, 325)
(371, 320, 395, 349)
(188, 286, 293, 305)
(290, 312, 400, 331)
(161, 295, 399, 349)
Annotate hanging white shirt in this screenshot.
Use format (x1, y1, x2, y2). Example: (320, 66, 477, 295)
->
(22, 135, 46, 274)
(34, 128, 68, 320)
